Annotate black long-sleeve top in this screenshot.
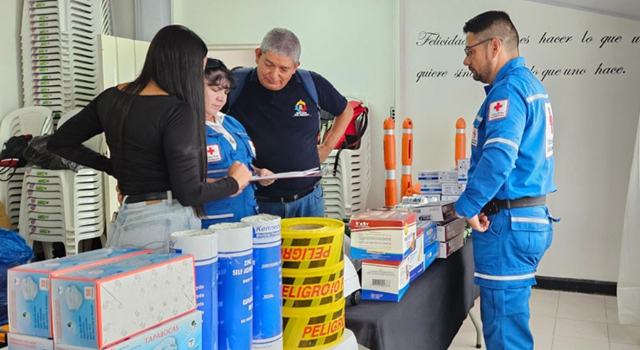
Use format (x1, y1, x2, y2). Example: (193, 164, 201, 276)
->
(47, 87, 238, 206)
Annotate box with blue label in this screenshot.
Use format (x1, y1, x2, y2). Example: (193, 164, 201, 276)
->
(349, 210, 416, 261)
(418, 220, 437, 246)
(424, 240, 439, 270)
(8, 248, 147, 338)
(54, 311, 203, 350)
(7, 333, 54, 350)
(361, 259, 410, 302)
(418, 170, 459, 182)
(51, 253, 196, 349)
(408, 228, 425, 282)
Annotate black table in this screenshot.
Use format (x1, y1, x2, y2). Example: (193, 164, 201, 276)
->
(346, 241, 478, 350)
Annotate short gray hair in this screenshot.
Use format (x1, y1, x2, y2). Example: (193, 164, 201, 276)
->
(260, 28, 301, 64)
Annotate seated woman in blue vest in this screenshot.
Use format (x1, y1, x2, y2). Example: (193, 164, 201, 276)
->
(201, 58, 275, 228)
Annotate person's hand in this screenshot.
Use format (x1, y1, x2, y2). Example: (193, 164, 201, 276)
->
(227, 161, 251, 195)
(466, 213, 490, 232)
(317, 144, 333, 163)
(255, 167, 275, 187)
(116, 184, 123, 205)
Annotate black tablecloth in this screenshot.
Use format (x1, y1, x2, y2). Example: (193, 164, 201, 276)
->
(346, 241, 477, 350)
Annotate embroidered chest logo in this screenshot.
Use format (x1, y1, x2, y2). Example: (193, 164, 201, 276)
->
(207, 144, 222, 162)
(293, 99, 310, 117)
(488, 99, 509, 121)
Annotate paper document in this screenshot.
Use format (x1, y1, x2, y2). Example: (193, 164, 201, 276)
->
(250, 167, 322, 182)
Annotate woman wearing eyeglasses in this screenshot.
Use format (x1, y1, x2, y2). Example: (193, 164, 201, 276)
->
(201, 58, 275, 228)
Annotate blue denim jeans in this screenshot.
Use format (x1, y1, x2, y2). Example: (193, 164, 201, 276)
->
(107, 192, 201, 252)
(257, 184, 325, 218)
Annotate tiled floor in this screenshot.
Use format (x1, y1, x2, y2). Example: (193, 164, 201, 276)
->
(450, 289, 640, 350)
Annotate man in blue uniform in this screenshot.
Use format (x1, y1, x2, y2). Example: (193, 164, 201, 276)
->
(454, 11, 557, 350)
(228, 28, 353, 218)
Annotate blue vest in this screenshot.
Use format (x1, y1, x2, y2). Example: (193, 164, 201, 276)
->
(455, 57, 557, 218)
(202, 113, 257, 227)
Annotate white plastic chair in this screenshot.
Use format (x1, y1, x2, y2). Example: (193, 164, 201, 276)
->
(0, 106, 53, 229)
(18, 108, 105, 257)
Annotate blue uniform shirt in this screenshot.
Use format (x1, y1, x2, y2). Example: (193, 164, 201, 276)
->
(202, 113, 257, 226)
(228, 70, 348, 197)
(455, 57, 556, 218)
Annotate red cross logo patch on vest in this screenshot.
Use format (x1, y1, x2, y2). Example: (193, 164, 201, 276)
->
(488, 99, 508, 121)
(207, 144, 222, 162)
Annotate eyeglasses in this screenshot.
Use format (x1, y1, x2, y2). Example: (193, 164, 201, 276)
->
(464, 38, 493, 57)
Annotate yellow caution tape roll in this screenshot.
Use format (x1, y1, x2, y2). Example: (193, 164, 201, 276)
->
(282, 262, 344, 308)
(282, 299, 345, 350)
(281, 218, 344, 269)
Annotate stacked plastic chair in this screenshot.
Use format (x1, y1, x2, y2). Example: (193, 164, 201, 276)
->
(0, 107, 54, 230)
(18, 109, 105, 257)
(321, 110, 372, 220)
(21, 0, 113, 125)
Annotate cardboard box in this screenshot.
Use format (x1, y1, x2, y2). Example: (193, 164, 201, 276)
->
(7, 333, 54, 350)
(436, 218, 466, 242)
(8, 249, 147, 338)
(457, 159, 470, 179)
(400, 201, 456, 223)
(51, 253, 196, 349)
(417, 170, 459, 182)
(419, 220, 438, 246)
(441, 195, 460, 202)
(55, 311, 203, 350)
(441, 183, 466, 196)
(438, 233, 465, 259)
(424, 240, 439, 270)
(360, 259, 410, 302)
(408, 229, 425, 282)
(349, 210, 416, 261)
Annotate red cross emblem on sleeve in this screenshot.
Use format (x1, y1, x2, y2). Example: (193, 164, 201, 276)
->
(488, 99, 508, 121)
(206, 144, 222, 162)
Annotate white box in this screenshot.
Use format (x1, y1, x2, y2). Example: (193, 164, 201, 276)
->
(418, 170, 458, 182)
(54, 311, 203, 350)
(399, 201, 456, 223)
(457, 159, 470, 178)
(361, 259, 410, 302)
(436, 218, 466, 242)
(408, 229, 425, 281)
(438, 233, 465, 259)
(8, 249, 147, 338)
(51, 253, 196, 349)
(441, 195, 460, 202)
(349, 210, 416, 261)
(8, 333, 54, 350)
(441, 182, 466, 196)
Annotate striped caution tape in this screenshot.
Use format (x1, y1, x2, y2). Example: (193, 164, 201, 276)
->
(281, 218, 344, 269)
(282, 262, 344, 308)
(282, 299, 345, 350)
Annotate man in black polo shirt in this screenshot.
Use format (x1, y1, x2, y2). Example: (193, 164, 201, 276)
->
(228, 28, 353, 218)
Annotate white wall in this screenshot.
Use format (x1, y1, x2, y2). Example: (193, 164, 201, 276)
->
(399, 0, 640, 282)
(171, 0, 396, 208)
(0, 0, 23, 117)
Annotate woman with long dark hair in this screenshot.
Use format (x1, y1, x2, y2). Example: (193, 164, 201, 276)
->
(48, 25, 251, 251)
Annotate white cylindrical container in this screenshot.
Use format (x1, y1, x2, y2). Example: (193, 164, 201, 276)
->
(170, 229, 218, 350)
(241, 214, 282, 350)
(209, 222, 253, 350)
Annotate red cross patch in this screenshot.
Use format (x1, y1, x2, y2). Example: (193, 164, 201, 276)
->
(206, 144, 222, 162)
(488, 99, 509, 121)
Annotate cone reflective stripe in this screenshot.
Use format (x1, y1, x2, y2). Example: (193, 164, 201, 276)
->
(384, 117, 398, 207)
(401, 118, 415, 196)
(455, 117, 466, 166)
